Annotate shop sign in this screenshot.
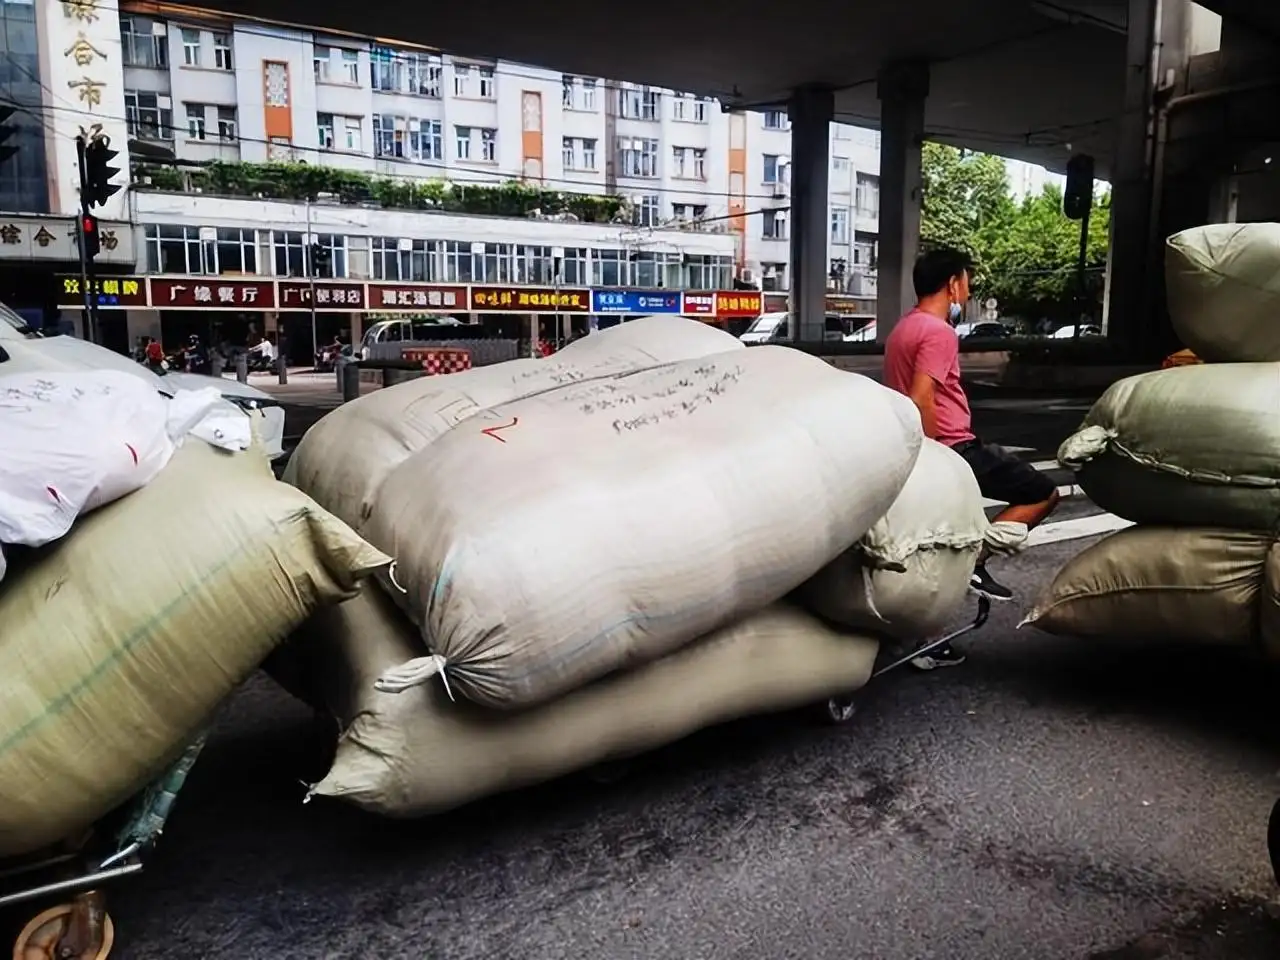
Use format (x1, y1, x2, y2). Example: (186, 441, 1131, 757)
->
(278, 280, 368, 311)
(471, 286, 590, 312)
(56, 275, 147, 309)
(714, 291, 763, 318)
(367, 283, 467, 311)
(591, 290, 682, 314)
(148, 277, 277, 309)
(681, 292, 716, 316)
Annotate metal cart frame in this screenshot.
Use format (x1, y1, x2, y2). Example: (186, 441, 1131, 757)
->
(2, 733, 208, 960)
(822, 596, 993, 723)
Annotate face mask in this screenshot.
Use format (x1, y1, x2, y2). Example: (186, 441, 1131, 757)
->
(948, 302, 962, 324)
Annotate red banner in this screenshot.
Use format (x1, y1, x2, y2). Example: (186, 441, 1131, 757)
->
(471, 286, 590, 312)
(149, 277, 277, 310)
(367, 283, 468, 312)
(714, 291, 763, 318)
(278, 280, 368, 311)
(681, 292, 716, 316)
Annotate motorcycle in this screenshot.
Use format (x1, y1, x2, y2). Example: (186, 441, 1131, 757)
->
(314, 343, 343, 372)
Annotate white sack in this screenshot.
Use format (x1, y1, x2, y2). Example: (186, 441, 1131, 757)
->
(368, 345, 922, 709)
(284, 315, 744, 530)
(795, 439, 988, 639)
(0, 370, 175, 551)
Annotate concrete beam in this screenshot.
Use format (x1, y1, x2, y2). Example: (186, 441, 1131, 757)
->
(787, 86, 834, 343)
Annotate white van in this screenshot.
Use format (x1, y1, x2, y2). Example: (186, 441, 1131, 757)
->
(0, 307, 286, 459)
(739, 312, 848, 344)
(359, 316, 466, 359)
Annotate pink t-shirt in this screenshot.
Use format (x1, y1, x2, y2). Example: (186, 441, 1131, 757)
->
(883, 308, 975, 446)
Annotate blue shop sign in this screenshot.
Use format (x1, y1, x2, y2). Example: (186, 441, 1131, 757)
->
(591, 290, 682, 314)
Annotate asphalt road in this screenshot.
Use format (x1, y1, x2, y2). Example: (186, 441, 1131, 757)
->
(14, 523, 1269, 960)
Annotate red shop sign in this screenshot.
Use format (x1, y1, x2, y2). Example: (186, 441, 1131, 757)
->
(681, 292, 716, 315)
(367, 283, 468, 311)
(278, 280, 368, 311)
(149, 277, 277, 310)
(714, 291, 763, 318)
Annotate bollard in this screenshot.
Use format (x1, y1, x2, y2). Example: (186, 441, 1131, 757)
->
(341, 360, 361, 403)
(276, 354, 288, 385)
(235, 352, 248, 383)
(210, 353, 225, 378)
(383, 367, 424, 388)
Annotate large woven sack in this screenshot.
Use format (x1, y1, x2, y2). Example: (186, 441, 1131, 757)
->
(1166, 224, 1280, 363)
(1059, 364, 1280, 530)
(365, 346, 921, 709)
(1023, 526, 1271, 644)
(0, 441, 389, 857)
(286, 587, 879, 817)
(285, 315, 742, 530)
(795, 439, 987, 639)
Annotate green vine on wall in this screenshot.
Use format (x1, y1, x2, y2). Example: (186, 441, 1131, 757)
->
(131, 161, 629, 223)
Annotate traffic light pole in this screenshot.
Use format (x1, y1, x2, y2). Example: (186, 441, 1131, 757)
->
(75, 135, 99, 344)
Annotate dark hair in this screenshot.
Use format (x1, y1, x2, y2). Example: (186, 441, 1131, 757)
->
(913, 247, 974, 298)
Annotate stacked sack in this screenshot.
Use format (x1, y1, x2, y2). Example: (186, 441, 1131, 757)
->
(1025, 222, 1280, 659)
(0, 371, 389, 857)
(276, 316, 995, 816)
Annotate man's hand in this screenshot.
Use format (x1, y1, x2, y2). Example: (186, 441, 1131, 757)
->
(907, 369, 939, 440)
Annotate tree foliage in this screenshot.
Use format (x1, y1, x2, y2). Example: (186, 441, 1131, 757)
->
(919, 143, 1111, 323)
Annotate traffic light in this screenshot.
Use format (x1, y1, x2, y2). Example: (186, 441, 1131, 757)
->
(0, 106, 18, 165)
(1063, 153, 1095, 221)
(310, 242, 331, 277)
(79, 213, 100, 260)
(82, 136, 121, 209)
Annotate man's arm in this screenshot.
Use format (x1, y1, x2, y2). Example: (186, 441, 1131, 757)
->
(907, 369, 939, 440)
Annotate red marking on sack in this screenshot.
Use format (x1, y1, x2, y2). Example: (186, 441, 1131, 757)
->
(480, 417, 519, 443)
(126, 443, 139, 465)
(47, 486, 61, 504)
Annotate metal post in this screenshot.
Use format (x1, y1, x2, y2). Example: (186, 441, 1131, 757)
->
(235, 351, 248, 382)
(341, 359, 361, 403)
(307, 196, 318, 370)
(75, 135, 98, 344)
(277, 333, 288, 384)
(1073, 205, 1092, 339)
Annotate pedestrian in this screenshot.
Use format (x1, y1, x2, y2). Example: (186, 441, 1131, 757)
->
(884, 247, 1061, 669)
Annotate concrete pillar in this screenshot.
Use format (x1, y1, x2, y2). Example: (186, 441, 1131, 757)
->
(875, 61, 930, 342)
(1103, 0, 1160, 356)
(787, 86, 834, 343)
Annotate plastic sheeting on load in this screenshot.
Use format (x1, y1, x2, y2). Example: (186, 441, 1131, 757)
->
(274, 586, 879, 818)
(0, 440, 389, 858)
(367, 346, 922, 710)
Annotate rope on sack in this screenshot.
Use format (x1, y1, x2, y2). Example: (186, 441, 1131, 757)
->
(375, 654, 455, 701)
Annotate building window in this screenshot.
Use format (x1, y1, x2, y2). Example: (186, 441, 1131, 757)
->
(184, 103, 207, 140)
(342, 49, 359, 84)
(216, 106, 237, 141)
(632, 195, 660, 227)
(685, 254, 733, 290)
(830, 207, 850, 244)
(371, 48, 441, 96)
(120, 16, 167, 69)
(672, 93, 710, 123)
(856, 173, 880, 218)
(763, 110, 789, 130)
(310, 234, 348, 278)
(440, 241, 473, 283)
(619, 86, 660, 121)
(373, 116, 441, 161)
(452, 63, 471, 97)
(562, 75, 598, 111)
(514, 245, 554, 285)
(317, 113, 335, 149)
(272, 231, 307, 277)
(473, 243, 511, 283)
(213, 32, 232, 70)
(762, 210, 788, 240)
(617, 137, 658, 178)
(671, 203, 708, 225)
(125, 90, 173, 141)
(763, 154, 783, 184)
(480, 127, 497, 162)
(581, 78, 597, 110)
(559, 247, 588, 285)
(215, 227, 257, 274)
(145, 224, 209, 274)
(562, 136, 596, 171)
(342, 116, 362, 151)
(478, 67, 495, 99)
(592, 249, 625, 287)
(180, 28, 200, 67)
(455, 125, 471, 160)
(313, 46, 332, 83)
(761, 262, 787, 291)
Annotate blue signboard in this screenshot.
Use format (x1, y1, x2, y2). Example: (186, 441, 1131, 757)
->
(591, 290, 682, 314)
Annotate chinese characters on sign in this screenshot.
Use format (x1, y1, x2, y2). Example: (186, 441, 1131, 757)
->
(58, 276, 147, 309)
(368, 283, 467, 311)
(591, 290, 681, 314)
(681, 293, 716, 316)
(713, 292, 763, 319)
(64, 33, 105, 67)
(67, 77, 105, 109)
(34, 227, 56, 248)
(0, 224, 19, 245)
(278, 281, 368, 311)
(148, 279, 277, 310)
(471, 287, 590, 312)
(61, 0, 99, 22)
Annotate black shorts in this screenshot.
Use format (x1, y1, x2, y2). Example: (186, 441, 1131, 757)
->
(951, 440, 1057, 507)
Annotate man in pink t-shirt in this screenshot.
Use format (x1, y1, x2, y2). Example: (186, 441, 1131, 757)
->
(885, 248, 1060, 668)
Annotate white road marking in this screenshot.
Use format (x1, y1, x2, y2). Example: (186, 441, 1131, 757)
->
(1026, 513, 1132, 547)
(982, 483, 1080, 508)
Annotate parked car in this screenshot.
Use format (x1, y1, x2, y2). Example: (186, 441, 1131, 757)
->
(0, 308, 286, 459)
(1051, 324, 1103, 339)
(959, 321, 1013, 340)
(738, 312, 846, 344)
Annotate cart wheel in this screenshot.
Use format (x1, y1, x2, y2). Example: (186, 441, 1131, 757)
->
(821, 695, 858, 725)
(12, 904, 114, 960)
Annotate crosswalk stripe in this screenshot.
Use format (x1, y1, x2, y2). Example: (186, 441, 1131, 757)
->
(1026, 513, 1132, 547)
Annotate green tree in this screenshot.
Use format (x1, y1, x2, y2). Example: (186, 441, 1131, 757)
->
(919, 143, 1014, 287)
